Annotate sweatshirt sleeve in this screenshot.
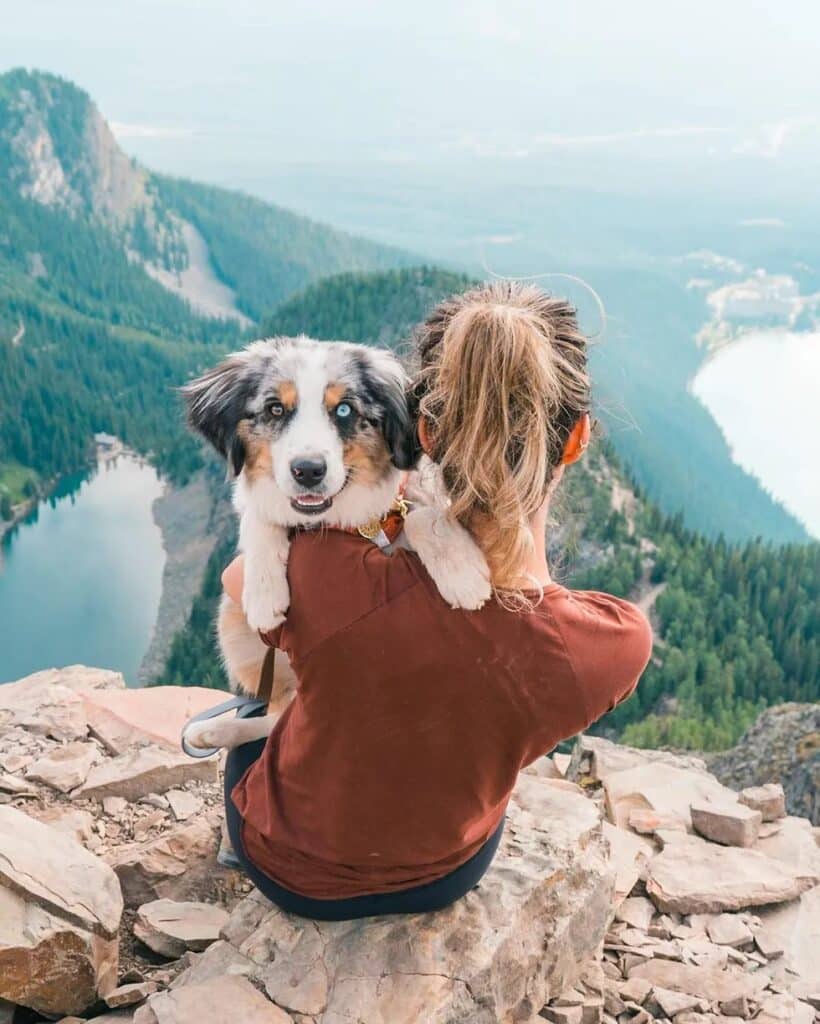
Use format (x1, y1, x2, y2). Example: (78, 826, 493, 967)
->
(560, 590, 653, 730)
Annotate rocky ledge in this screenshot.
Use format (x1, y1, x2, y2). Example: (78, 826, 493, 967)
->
(0, 667, 818, 1024)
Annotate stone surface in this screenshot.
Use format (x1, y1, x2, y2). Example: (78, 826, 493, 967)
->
(690, 801, 762, 847)
(705, 913, 753, 947)
(627, 807, 687, 835)
(34, 806, 95, 844)
(739, 783, 786, 822)
(166, 789, 202, 822)
(754, 814, 820, 887)
(26, 740, 99, 793)
(105, 982, 159, 1008)
(614, 896, 656, 931)
(601, 822, 653, 905)
(0, 806, 122, 1016)
(627, 959, 766, 1003)
(567, 734, 708, 786)
(199, 775, 615, 1023)
(133, 976, 292, 1024)
(108, 816, 220, 907)
(134, 899, 229, 958)
(754, 884, 820, 984)
(646, 839, 813, 913)
(0, 770, 37, 797)
(602, 762, 738, 831)
(82, 685, 231, 756)
(73, 744, 216, 802)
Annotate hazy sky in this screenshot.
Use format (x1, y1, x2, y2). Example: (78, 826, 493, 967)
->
(2, 0, 820, 174)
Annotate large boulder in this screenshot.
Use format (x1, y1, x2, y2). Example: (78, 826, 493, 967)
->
(0, 806, 123, 1016)
(169, 775, 615, 1023)
(73, 744, 216, 803)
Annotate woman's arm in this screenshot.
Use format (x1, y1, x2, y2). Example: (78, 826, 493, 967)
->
(222, 555, 245, 605)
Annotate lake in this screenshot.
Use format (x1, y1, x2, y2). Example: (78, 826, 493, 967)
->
(0, 454, 165, 685)
(692, 329, 820, 539)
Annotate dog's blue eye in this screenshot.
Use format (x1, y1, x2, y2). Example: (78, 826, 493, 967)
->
(336, 402, 352, 419)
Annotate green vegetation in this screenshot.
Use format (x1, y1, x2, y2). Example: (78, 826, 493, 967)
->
(155, 176, 415, 321)
(0, 460, 38, 518)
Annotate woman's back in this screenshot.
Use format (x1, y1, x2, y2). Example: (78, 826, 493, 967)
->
(232, 528, 651, 900)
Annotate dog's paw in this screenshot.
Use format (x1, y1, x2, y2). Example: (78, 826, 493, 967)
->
(182, 720, 227, 752)
(242, 574, 290, 633)
(405, 507, 492, 610)
(431, 546, 493, 609)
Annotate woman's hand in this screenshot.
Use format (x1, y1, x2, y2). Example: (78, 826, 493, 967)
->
(222, 555, 245, 605)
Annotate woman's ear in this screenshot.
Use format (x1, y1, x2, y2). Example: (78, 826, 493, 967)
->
(417, 417, 434, 456)
(561, 413, 591, 465)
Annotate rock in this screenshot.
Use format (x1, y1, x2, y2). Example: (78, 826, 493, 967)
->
(103, 795, 128, 816)
(108, 816, 220, 907)
(719, 994, 751, 1017)
(542, 1008, 582, 1023)
(705, 914, 753, 947)
(82, 686, 232, 756)
(627, 807, 687, 835)
(650, 985, 702, 1016)
(0, 770, 37, 797)
(708, 703, 820, 825)
(739, 783, 786, 821)
(198, 774, 615, 1022)
(754, 884, 819, 984)
(755, 992, 814, 1024)
(140, 792, 170, 810)
(617, 977, 652, 1005)
(614, 896, 656, 931)
(134, 899, 229, 957)
(754, 815, 820, 887)
(602, 822, 653, 905)
(602, 763, 739, 831)
(105, 982, 159, 1008)
(646, 840, 812, 913)
(567, 735, 708, 786)
(134, 976, 292, 1024)
(25, 741, 99, 793)
(166, 789, 202, 821)
(0, 683, 88, 741)
(0, 806, 122, 1016)
(690, 801, 762, 847)
(73, 745, 216, 803)
(627, 960, 765, 1003)
(35, 807, 95, 844)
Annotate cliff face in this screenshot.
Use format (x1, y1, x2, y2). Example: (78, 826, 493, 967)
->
(1, 69, 186, 273)
(1, 666, 818, 1023)
(709, 703, 820, 825)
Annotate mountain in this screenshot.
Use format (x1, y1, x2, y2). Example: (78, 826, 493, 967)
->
(163, 266, 819, 754)
(0, 69, 411, 507)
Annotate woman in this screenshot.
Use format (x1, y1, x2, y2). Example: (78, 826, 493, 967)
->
(221, 281, 652, 921)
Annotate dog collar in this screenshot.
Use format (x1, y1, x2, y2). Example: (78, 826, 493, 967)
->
(354, 491, 409, 549)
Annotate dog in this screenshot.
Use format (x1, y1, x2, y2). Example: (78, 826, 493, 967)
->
(180, 336, 491, 752)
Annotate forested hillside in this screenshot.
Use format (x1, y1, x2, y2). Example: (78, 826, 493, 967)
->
(0, 69, 409, 509)
(162, 267, 819, 752)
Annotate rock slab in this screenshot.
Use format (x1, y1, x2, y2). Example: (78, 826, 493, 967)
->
(134, 899, 229, 957)
(180, 776, 616, 1024)
(0, 806, 123, 1016)
(73, 744, 216, 802)
(646, 839, 813, 913)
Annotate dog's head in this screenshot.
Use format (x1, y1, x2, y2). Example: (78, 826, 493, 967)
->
(181, 337, 418, 526)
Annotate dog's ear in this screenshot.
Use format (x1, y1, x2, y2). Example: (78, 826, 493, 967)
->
(359, 350, 420, 470)
(181, 353, 257, 477)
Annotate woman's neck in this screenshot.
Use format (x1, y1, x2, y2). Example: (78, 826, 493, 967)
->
(521, 502, 552, 588)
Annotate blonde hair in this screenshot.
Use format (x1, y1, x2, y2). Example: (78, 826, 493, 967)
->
(411, 280, 590, 598)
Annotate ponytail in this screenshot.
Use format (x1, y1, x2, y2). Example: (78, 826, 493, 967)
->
(412, 281, 590, 596)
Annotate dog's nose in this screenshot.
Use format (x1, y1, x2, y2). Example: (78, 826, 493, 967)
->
(290, 457, 327, 487)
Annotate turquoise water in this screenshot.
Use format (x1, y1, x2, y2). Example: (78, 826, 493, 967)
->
(0, 455, 165, 685)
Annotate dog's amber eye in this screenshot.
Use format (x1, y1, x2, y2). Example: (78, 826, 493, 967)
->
(266, 401, 285, 418)
(335, 402, 353, 419)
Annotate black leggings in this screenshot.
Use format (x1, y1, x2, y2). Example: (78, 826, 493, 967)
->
(224, 737, 504, 921)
